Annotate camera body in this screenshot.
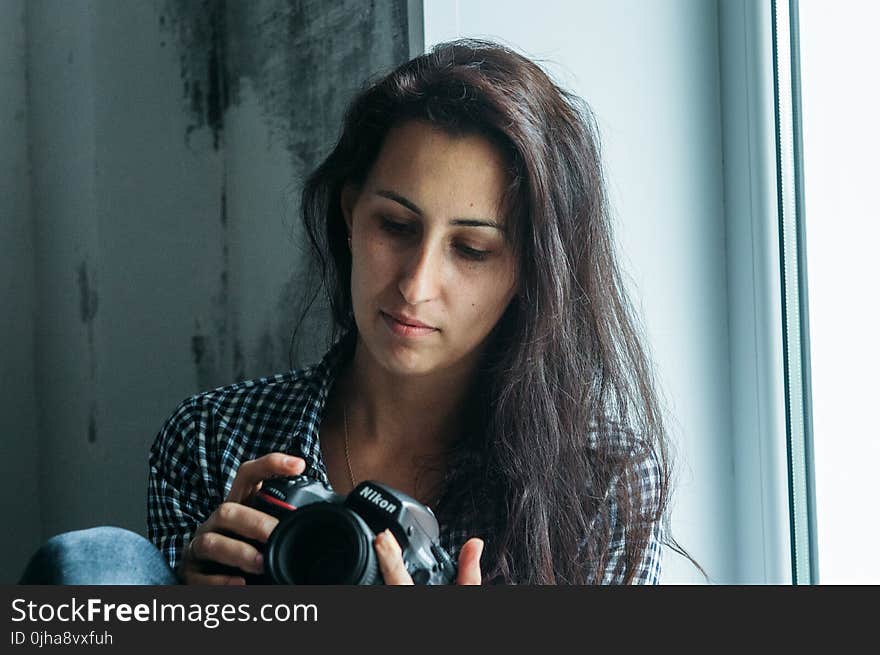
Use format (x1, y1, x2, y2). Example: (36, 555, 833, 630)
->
(243, 475, 456, 585)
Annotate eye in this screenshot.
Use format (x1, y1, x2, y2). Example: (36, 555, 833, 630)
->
(379, 216, 491, 261)
(379, 217, 416, 236)
(456, 244, 491, 261)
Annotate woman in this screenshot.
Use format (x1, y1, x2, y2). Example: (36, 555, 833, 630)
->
(22, 38, 701, 585)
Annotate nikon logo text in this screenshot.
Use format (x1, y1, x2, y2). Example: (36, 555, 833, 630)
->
(359, 487, 398, 513)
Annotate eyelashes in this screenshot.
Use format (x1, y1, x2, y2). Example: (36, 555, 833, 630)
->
(455, 244, 490, 261)
(378, 218, 491, 262)
(379, 217, 415, 236)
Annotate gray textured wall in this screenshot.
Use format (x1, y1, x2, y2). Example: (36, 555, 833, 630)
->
(3, 0, 411, 583)
(0, 0, 42, 584)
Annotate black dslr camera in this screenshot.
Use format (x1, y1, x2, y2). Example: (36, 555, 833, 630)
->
(239, 476, 456, 585)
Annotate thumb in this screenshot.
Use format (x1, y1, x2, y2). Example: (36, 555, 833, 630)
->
(456, 538, 484, 585)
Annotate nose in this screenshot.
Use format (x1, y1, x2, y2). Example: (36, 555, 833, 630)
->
(397, 239, 443, 305)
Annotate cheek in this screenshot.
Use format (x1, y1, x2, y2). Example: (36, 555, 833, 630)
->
(354, 237, 394, 283)
(449, 252, 515, 315)
(461, 279, 514, 326)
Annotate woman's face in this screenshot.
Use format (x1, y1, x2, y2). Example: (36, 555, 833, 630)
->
(342, 120, 518, 379)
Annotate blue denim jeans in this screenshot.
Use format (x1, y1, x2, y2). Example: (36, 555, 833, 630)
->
(18, 526, 180, 585)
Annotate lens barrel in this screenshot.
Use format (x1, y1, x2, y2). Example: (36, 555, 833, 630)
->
(263, 503, 381, 585)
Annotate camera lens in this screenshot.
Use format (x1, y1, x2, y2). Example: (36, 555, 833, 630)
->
(263, 504, 380, 585)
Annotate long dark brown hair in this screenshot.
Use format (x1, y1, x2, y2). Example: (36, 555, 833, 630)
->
(295, 38, 705, 584)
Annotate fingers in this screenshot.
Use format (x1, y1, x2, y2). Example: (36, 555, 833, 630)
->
(374, 531, 484, 586)
(455, 538, 484, 585)
(374, 529, 414, 585)
(226, 452, 305, 503)
(183, 502, 279, 580)
(187, 530, 265, 576)
(205, 502, 279, 545)
(180, 452, 303, 587)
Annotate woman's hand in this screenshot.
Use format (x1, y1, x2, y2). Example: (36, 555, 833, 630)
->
(374, 530, 484, 585)
(179, 452, 306, 585)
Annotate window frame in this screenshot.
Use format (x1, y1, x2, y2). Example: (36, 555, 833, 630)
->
(719, 0, 790, 584)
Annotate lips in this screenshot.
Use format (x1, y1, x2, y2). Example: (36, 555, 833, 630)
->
(381, 311, 439, 337)
(382, 311, 437, 330)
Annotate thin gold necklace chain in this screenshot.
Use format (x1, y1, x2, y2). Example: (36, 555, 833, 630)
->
(342, 404, 357, 490)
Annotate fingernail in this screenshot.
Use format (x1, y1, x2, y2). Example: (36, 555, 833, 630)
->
(254, 553, 264, 569)
(284, 456, 297, 468)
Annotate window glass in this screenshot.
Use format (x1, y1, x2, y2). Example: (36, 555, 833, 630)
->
(799, 0, 880, 584)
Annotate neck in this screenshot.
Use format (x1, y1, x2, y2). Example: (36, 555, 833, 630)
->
(336, 334, 481, 456)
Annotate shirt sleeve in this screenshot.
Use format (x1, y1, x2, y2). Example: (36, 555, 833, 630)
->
(600, 444, 665, 585)
(147, 397, 218, 573)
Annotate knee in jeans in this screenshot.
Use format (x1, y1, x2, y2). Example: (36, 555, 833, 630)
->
(42, 526, 147, 558)
(22, 526, 175, 585)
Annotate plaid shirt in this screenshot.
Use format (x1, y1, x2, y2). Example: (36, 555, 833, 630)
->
(148, 333, 663, 584)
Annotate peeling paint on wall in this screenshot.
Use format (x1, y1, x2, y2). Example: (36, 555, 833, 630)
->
(191, 327, 220, 392)
(77, 261, 99, 442)
(88, 406, 97, 444)
(77, 260, 98, 326)
(189, 168, 241, 392)
(160, 0, 408, 165)
(159, 0, 230, 150)
(225, 0, 409, 170)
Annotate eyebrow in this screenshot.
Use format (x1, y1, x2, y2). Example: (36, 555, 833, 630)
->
(374, 189, 504, 231)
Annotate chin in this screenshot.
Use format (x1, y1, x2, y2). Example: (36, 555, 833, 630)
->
(379, 347, 439, 377)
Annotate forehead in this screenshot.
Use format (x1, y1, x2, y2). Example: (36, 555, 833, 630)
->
(363, 120, 510, 223)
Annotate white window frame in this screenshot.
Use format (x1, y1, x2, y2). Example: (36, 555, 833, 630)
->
(719, 0, 800, 584)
